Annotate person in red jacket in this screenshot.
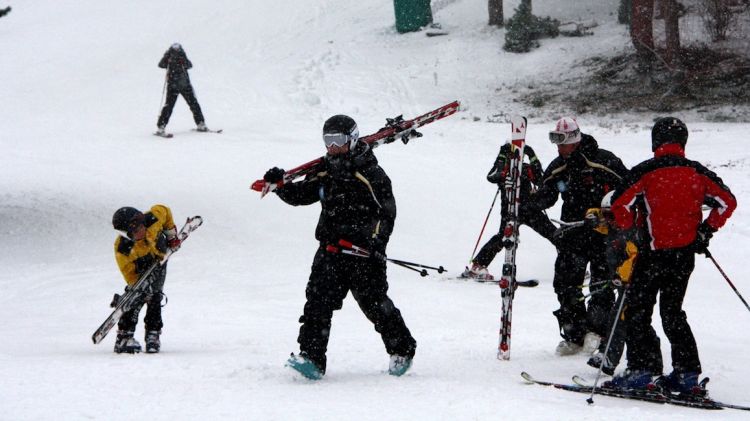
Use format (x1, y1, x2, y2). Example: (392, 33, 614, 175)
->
(606, 117, 737, 393)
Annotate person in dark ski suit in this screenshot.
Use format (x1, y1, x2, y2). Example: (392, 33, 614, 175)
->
(606, 117, 736, 392)
(111, 205, 182, 354)
(526, 116, 628, 356)
(263, 115, 417, 379)
(156, 43, 207, 134)
(0, 6, 11, 18)
(463, 142, 557, 280)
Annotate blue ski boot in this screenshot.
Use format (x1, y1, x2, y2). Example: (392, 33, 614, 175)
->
(388, 354, 413, 376)
(602, 369, 654, 390)
(286, 353, 324, 380)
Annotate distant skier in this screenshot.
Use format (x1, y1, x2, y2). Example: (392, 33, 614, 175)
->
(525, 116, 628, 356)
(462, 141, 557, 280)
(605, 117, 737, 393)
(111, 205, 182, 353)
(156, 43, 207, 136)
(263, 114, 417, 380)
(0, 6, 11, 18)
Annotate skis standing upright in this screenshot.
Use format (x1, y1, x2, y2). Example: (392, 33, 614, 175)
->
(497, 116, 527, 360)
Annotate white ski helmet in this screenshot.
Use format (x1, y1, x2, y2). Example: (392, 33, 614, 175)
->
(549, 117, 582, 145)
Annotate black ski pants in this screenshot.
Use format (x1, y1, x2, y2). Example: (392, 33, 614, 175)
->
(297, 246, 417, 373)
(552, 230, 613, 344)
(118, 264, 167, 333)
(624, 248, 699, 375)
(157, 83, 205, 127)
(473, 200, 556, 267)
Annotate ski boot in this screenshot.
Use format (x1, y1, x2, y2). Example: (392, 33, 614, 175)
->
(156, 125, 166, 136)
(460, 263, 494, 281)
(196, 122, 208, 132)
(145, 330, 161, 354)
(114, 330, 142, 354)
(583, 332, 602, 354)
(587, 352, 616, 375)
(286, 352, 324, 380)
(602, 369, 654, 390)
(652, 371, 706, 397)
(388, 354, 413, 376)
(555, 340, 583, 356)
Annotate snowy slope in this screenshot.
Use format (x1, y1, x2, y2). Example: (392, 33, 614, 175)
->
(0, 1, 748, 420)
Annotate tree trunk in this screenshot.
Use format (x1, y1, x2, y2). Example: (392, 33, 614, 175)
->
(662, 0, 681, 67)
(631, 0, 655, 67)
(488, 0, 503, 26)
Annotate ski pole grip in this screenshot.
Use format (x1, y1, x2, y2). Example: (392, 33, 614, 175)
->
(338, 239, 354, 249)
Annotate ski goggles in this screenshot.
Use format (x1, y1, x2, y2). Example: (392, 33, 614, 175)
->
(549, 128, 581, 145)
(323, 133, 356, 148)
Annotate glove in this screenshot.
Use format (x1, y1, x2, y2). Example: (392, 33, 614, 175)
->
(167, 237, 182, 251)
(368, 237, 387, 261)
(691, 221, 716, 254)
(264, 167, 285, 184)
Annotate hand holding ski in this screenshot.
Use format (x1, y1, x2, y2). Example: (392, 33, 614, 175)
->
(250, 101, 460, 197)
(91, 216, 203, 345)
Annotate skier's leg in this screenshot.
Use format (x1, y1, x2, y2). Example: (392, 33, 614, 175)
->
(157, 87, 179, 128)
(473, 233, 505, 267)
(296, 249, 348, 373)
(181, 85, 205, 125)
(143, 265, 166, 332)
(623, 252, 663, 373)
(586, 239, 616, 337)
(658, 249, 701, 374)
(552, 249, 588, 345)
(521, 207, 557, 244)
(351, 259, 416, 359)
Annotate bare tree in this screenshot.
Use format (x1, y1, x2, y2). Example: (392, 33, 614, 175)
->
(489, 0, 504, 26)
(631, 0, 656, 66)
(662, 0, 681, 66)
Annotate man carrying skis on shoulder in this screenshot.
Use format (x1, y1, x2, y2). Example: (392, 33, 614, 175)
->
(263, 114, 417, 380)
(462, 140, 557, 280)
(524, 117, 628, 356)
(111, 205, 182, 353)
(605, 117, 736, 394)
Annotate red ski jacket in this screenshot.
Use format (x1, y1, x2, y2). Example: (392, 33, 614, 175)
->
(612, 144, 736, 250)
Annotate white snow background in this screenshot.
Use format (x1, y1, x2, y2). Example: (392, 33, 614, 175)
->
(0, 1, 748, 420)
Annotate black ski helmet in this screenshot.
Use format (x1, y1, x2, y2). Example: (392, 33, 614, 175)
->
(651, 117, 688, 152)
(112, 207, 143, 233)
(322, 115, 359, 149)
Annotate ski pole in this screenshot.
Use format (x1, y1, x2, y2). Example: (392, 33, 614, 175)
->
(333, 241, 431, 277)
(157, 69, 168, 117)
(704, 249, 750, 313)
(387, 258, 446, 274)
(469, 186, 502, 263)
(587, 284, 630, 405)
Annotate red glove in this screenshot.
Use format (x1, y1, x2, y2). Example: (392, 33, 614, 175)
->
(167, 237, 181, 251)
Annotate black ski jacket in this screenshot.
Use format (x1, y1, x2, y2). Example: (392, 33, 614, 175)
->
(486, 143, 544, 199)
(159, 48, 193, 89)
(274, 147, 396, 250)
(529, 133, 628, 222)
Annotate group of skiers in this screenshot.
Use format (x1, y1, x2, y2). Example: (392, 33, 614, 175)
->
(104, 62, 737, 392)
(462, 115, 736, 394)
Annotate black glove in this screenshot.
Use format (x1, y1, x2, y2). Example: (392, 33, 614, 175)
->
(264, 167, 285, 184)
(368, 237, 387, 261)
(691, 221, 716, 254)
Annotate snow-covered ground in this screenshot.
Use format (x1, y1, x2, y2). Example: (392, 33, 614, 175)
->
(1, 1, 748, 420)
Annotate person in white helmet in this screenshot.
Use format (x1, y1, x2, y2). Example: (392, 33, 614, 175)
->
(525, 116, 629, 356)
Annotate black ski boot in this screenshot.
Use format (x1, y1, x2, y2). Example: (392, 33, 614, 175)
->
(145, 330, 161, 354)
(114, 330, 142, 354)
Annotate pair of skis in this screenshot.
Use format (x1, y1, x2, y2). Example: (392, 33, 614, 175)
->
(154, 128, 223, 138)
(249, 101, 460, 197)
(497, 116, 528, 360)
(521, 372, 750, 411)
(91, 216, 203, 345)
